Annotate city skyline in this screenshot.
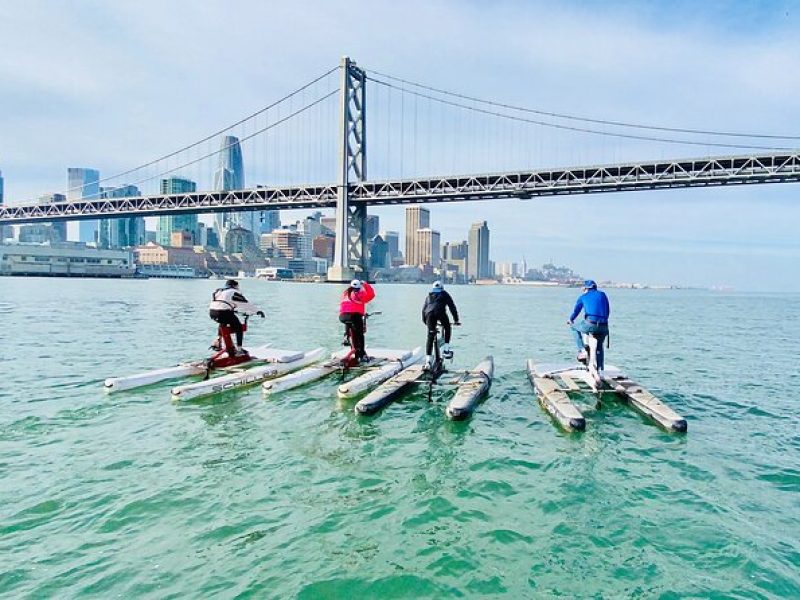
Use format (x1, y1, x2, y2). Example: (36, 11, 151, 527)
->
(1, 2, 799, 290)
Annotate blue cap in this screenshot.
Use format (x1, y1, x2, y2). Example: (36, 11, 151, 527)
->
(583, 279, 597, 289)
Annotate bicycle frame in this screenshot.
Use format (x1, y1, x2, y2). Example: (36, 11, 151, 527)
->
(340, 312, 380, 369)
(581, 332, 602, 385)
(424, 325, 449, 400)
(207, 315, 251, 369)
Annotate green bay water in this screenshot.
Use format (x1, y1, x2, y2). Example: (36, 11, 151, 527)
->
(1, 278, 798, 598)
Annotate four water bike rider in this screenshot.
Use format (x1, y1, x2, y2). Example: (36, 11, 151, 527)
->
(422, 280, 461, 370)
(339, 279, 376, 363)
(567, 279, 610, 369)
(208, 279, 264, 357)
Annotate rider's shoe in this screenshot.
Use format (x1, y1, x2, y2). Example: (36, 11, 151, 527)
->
(342, 336, 351, 347)
(359, 355, 372, 364)
(423, 355, 433, 371)
(577, 350, 588, 364)
(442, 343, 453, 359)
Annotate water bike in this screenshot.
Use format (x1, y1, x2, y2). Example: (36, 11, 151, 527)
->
(354, 323, 493, 420)
(262, 312, 422, 397)
(526, 326, 687, 432)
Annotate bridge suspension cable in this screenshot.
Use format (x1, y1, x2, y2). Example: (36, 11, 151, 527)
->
(367, 77, 794, 152)
(367, 69, 800, 142)
(100, 90, 338, 196)
(30, 66, 340, 204)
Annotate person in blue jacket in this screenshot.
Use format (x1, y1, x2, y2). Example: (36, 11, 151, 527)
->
(567, 280, 610, 367)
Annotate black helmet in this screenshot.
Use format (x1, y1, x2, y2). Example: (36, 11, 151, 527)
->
(225, 279, 239, 288)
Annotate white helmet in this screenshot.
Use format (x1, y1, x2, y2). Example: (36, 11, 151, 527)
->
(431, 280, 443, 292)
(350, 279, 362, 290)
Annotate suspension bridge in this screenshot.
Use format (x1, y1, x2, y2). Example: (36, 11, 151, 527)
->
(2, 57, 799, 281)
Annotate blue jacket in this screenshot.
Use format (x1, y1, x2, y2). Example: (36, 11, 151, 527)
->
(570, 289, 610, 323)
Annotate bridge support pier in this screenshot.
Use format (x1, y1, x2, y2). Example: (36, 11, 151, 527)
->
(327, 56, 367, 283)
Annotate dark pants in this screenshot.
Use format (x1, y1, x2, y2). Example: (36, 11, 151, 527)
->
(339, 313, 366, 359)
(425, 313, 451, 355)
(210, 309, 243, 346)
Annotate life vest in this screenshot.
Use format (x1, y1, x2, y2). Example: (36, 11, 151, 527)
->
(209, 287, 240, 312)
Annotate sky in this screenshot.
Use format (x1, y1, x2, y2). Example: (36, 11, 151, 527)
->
(1, 0, 799, 291)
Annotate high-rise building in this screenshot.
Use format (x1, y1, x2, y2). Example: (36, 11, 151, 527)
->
(259, 210, 281, 234)
(254, 186, 281, 234)
(498, 262, 521, 277)
(365, 214, 380, 240)
(405, 206, 430, 266)
(0, 169, 4, 205)
(18, 224, 53, 243)
(67, 168, 100, 243)
(158, 178, 198, 246)
(370, 235, 389, 269)
(213, 136, 256, 240)
(443, 240, 468, 261)
(296, 213, 323, 259)
(320, 216, 337, 234)
(17, 194, 67, 243)
(312, 235, 335, 261)
(442, 240, 469, 282)
(99, 185, 144, 248)
(224, 227, 259, 257)
(468, 221, 491, 280)
(271, 229, 303, 259)
(415, 228, 441, 268)
(380, 230, 400, 263)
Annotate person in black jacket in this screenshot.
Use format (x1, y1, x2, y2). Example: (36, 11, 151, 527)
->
(421, 280, 460, 369)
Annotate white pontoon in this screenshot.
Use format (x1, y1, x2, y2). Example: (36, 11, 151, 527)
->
(262, 347, 422, 396)
(171, 348, 325, 401)
(104, 344, 277, 392)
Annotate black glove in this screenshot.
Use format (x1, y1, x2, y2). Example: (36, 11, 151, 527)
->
(257, 311, 265, 318)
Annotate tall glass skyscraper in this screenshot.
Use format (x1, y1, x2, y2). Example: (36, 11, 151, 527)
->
(259, 209, 281, 234)
(158, 177, 198, 246)
(213, 136, 257, 240)
(67, 168, 100, 243)
(99, 185, 144, 248)
(468, 221, 491, 280)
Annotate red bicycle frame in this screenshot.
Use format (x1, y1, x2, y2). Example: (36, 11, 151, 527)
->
(208, 316, 251, 368)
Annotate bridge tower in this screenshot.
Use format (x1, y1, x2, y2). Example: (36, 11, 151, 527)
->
(327, 56, 368, 283)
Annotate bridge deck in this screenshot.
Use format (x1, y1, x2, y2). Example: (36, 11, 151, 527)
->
(2, 153, 798, 224)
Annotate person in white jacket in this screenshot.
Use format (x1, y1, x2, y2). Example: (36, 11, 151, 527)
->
(208, 279, 263, 355)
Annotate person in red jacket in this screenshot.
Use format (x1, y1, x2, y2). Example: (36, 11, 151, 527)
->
(339, 279, 376, 363)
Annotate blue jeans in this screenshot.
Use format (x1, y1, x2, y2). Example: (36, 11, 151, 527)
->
(571, 320, 609, 369)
